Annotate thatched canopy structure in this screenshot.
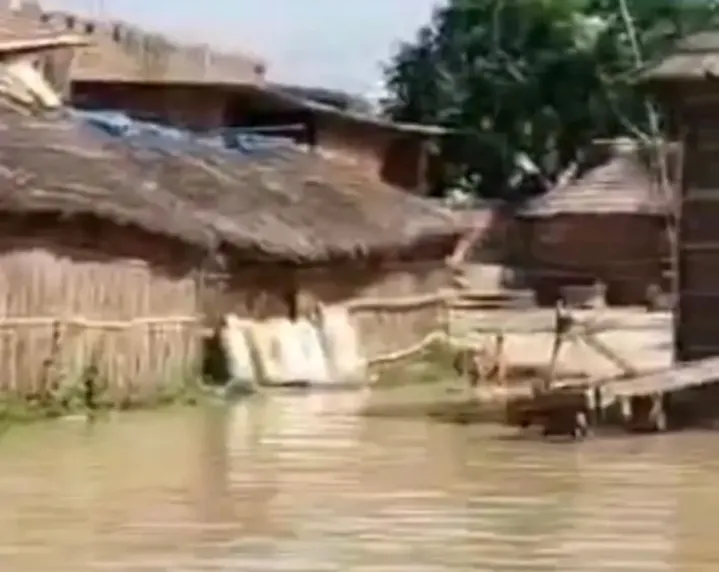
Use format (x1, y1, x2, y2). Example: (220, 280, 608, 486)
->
(158, 144, 460, 262)
(0, 7, 461, 264)
(0, 9, 462, 400)
(2, 106, 460, 264)
(519, 139, 675, 218)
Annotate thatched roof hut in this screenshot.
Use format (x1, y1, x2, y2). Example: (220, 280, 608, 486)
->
(0, 99, 461, 400)
(518, 139, 676, 305)
(0, 12, 461, 399)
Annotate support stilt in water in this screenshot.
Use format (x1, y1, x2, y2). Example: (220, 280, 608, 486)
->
(650, 393, 668, 432)
(622, 393, 667, 432)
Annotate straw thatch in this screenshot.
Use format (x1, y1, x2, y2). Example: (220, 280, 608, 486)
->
(0, 105, 216, 247)
(519, 139, 674, 218)
(0, 3, 86, 53)
(142, 142, 462, 263)
(644, 31, 719, 83)
(0, 104, 460, 264)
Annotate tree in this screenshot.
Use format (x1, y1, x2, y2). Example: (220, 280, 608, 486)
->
(382, 0, 719, 198)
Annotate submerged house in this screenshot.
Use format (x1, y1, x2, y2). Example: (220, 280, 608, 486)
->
(22, 5, 447, 195)
(0, 19, 461, 399)
(517, 138, 676, 305)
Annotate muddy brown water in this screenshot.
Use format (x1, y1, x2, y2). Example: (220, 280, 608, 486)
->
(0, 387, 718, 571)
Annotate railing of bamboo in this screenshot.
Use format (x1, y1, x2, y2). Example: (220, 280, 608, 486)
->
(346, 289, 521, 366)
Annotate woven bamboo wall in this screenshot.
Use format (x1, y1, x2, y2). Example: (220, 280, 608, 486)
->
(0, 218, 202, 401)
(334, 262, 451, 358)
(348, 293, 447, 360)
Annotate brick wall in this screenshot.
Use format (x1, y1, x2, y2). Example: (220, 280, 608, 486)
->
(15, 0, 265, 84)
(72, 81, 228, 130)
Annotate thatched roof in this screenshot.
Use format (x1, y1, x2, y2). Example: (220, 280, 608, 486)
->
(0, 103, 214, 247)
(0, 4, 87, 54)
(0, 104, 460, 263)
(644, 31, 719, 83)
(108, 125, 460, 261)
(518, 139, 676, 218)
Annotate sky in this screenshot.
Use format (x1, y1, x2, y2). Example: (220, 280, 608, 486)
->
(39, 0, 438, 97)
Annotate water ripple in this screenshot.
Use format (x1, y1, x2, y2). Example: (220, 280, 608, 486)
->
(0, 393, 714, 570)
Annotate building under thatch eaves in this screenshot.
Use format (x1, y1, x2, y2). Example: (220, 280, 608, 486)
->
(0, 26, 461, 400)
(517, 138, 678, 305)
(77, 111, 462, 360)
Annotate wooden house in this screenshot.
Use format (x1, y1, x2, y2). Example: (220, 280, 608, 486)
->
(517, 138, 676, 305)
(643, 31, 719, 361)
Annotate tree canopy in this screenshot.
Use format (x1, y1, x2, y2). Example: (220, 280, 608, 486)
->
(382, 0, 719, 198)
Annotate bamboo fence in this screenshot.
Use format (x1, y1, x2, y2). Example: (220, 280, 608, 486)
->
(345, 288, 513, 366)
(0, 315, 201, 399)
(0, 244, 202, 401)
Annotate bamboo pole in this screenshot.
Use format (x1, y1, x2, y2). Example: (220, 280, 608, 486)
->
(616, 0, 678, 305)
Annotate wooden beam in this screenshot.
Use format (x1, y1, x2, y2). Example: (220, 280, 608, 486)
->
(602, 355, 719, 398)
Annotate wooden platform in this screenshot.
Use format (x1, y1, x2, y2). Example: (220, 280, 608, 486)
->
(600, 356, 719, 399)
(506, 355, 719, 438)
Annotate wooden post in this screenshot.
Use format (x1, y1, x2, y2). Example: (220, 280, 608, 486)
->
(620, 395, 633, 422)
(650, 392, 668, 431)
(546, 300, 572, 390)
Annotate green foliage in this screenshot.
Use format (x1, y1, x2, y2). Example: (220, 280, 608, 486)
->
(383, 0, 719, 198)
(0, 374, 207, 425)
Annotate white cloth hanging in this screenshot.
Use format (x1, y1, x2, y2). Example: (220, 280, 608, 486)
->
(275, 318, 331, 384)
(293, 318, 332, 384)
(319, 305, 367, 383)
(249, 318, 285, 385)
(220, 314, 258, 384)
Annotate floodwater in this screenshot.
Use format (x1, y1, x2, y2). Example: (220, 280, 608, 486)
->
(0, 390, 718, 571)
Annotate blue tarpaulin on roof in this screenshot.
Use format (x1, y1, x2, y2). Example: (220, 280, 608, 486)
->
(69, 108, 299, 157)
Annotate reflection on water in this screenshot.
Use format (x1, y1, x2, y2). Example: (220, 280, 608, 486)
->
(0, 390, 718, 570)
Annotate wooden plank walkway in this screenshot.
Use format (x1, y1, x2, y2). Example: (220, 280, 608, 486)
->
(600, 356, 719, 398)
